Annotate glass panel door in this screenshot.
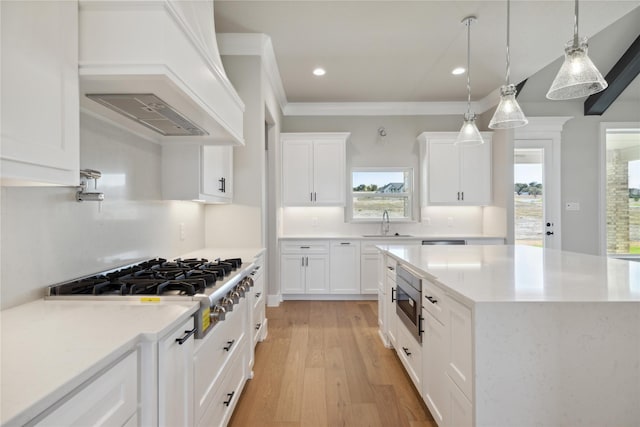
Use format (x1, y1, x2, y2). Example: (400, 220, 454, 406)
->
(514, 140, 559, 248)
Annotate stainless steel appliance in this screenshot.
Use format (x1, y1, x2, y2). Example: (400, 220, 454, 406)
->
(421, 239, 466, 245)
(46, 257, 256, 339)
(396, 264, 423, 343)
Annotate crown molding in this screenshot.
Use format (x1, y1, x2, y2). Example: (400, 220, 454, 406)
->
(217, 33, 288, 113)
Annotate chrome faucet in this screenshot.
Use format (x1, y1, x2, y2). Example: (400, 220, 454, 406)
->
(382, 209, 390, 236)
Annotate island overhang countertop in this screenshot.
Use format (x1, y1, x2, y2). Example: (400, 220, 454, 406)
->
(378, 244, 640, 304)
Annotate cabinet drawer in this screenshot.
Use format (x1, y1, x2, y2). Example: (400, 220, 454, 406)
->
(395, 319, 422, 391)
(280, 240, 329, 253)
(361, 241, 385, 254)
(194, 302, 246, 423)
(422, 279, 446, 324)
(253, 302, 266, 344)
(196, 343, 247, 427)
(35, 351, 138, 427)
(385, 257, 397, 282)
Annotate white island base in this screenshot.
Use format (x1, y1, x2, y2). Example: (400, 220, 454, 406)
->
(378, 245, 640, 427)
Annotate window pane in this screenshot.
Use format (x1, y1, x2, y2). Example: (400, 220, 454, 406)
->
(352, 195, 409, 219)
(606, 130, 640, 255)
(351, 169, 412, 220)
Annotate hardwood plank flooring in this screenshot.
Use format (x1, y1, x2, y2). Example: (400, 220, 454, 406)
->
(228, 301, 436, 427)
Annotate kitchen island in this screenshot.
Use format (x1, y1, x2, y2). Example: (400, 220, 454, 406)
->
(378, 244, 640, 427)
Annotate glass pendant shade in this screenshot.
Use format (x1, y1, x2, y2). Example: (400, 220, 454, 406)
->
(546, 37, 608, 100)
(456, 113, 484, 145)
(489, 84, 528, 129)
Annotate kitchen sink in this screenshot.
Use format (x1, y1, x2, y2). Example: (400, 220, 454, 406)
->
(362, 234, 413, 238)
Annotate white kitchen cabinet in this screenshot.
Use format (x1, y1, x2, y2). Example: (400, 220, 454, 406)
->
(445, 295, 473, 402)
(1, 0, 79, 186)
(384, 256, 398, 348)
(281, 133, 349, 206)
(194, 296, 247, 426)
(34, 351, 138, 427)
(360, 254, 380, 294)
(422, 309, 447, 427)
(162, 144, 233, 203)
(281, 241, 330, 294)
(251, 254, 267, 345)
(329, 241, 361, 293)
(159, 317, 195, 427)
(446, 377, 473, 427)
(395, 317, 422, 391)
(418, 132, 492, 206)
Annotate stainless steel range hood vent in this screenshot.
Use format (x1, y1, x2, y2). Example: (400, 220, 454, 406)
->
(86, 94, 208, 137)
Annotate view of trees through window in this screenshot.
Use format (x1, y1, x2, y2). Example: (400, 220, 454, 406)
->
(606, 129, 640, 255)
(351, 170, 412, 220)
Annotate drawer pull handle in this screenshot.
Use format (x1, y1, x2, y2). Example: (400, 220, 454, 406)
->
(256, 323, 261, 330)
(402, 347, 412, 356)
(387, 266, 395, 271)
(300, 246, 310, 249)
(223, 391, 235, 407)
(223, 340, 235, 352)
(391, 288, 396, 303)
(340, 242, 350, 245)
(255, 292, 261, 298)
(175, 328, 196, 345)
(425, 295, 438, 304)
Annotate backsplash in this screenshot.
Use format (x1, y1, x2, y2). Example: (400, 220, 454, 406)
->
(0, 113, 205, 309)
(281, 205, 497, 237)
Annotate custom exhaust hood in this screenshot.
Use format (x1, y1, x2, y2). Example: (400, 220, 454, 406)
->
(79, 0, 244, 145)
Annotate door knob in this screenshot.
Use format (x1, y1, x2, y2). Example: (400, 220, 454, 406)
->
(546, 231, 554, 236)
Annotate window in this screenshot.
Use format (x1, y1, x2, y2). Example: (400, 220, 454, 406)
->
(350, 168, 413, 221)
(605, 128, 640, 256)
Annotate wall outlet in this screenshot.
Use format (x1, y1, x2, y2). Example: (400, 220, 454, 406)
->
(447, 216, 454, 227)
(179, 222, 186, 240)
(565, 202, 580, 211)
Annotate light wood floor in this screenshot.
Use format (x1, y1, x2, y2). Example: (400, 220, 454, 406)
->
(228, 300, 436, 427)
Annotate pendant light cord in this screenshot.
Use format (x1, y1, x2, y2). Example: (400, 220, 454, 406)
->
(505, 0, 511, 86)
(466, 18, 472, 116)
(573, 0, 579, 46)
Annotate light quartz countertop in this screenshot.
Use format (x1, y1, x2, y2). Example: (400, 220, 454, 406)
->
(0, 299, 199, 426)
(379, 244, 640, 304)
(279, 235, 504, 241)
(0, 247, 265, 426)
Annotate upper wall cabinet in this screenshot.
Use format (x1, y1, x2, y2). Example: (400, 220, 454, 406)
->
(162, 145, 233, 204)
(281, 133, 349, 206)
(418, 132, 492, 206)
(78, 0, 244, 145)
(1, 1, 79, 186)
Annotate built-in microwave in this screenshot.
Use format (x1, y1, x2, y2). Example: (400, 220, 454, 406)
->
(396, 264, 423, 343)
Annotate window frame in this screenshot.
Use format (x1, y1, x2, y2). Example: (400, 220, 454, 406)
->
(348, 166, 415, 223)
(599, 122, 640, 259)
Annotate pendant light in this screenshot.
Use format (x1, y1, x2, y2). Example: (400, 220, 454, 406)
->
(546, 0, 608, 100)
(489, 0, 528, 129)
(456, 16, 484, 146)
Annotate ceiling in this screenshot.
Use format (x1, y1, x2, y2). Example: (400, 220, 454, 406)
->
(214, 0, 640, 105)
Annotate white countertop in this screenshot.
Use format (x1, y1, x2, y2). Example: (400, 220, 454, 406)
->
(0, 246, 265, 425)
(279, 235, 504, 241)
(0, 299, 199, 426)
(379, 244, 640, 303)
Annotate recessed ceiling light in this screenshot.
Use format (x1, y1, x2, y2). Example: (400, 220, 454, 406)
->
(313, 68, 326, 76)
(452, 67, 466, 75)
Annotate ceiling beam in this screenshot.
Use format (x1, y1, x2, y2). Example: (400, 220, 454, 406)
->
(584, 34, 640, 116)
(515, 79, 528, 98)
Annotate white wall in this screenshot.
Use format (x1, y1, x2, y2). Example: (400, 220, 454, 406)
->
(513, 6, 640, 254)
(0, 113, 205, 309)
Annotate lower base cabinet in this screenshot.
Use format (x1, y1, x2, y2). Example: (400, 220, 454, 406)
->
(34, 351, 138, 427)
(446, 376, 473, 427)
(422, 309, 447, 426)
(159, 317, 195, 427)
(395, 319, 422, 391)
